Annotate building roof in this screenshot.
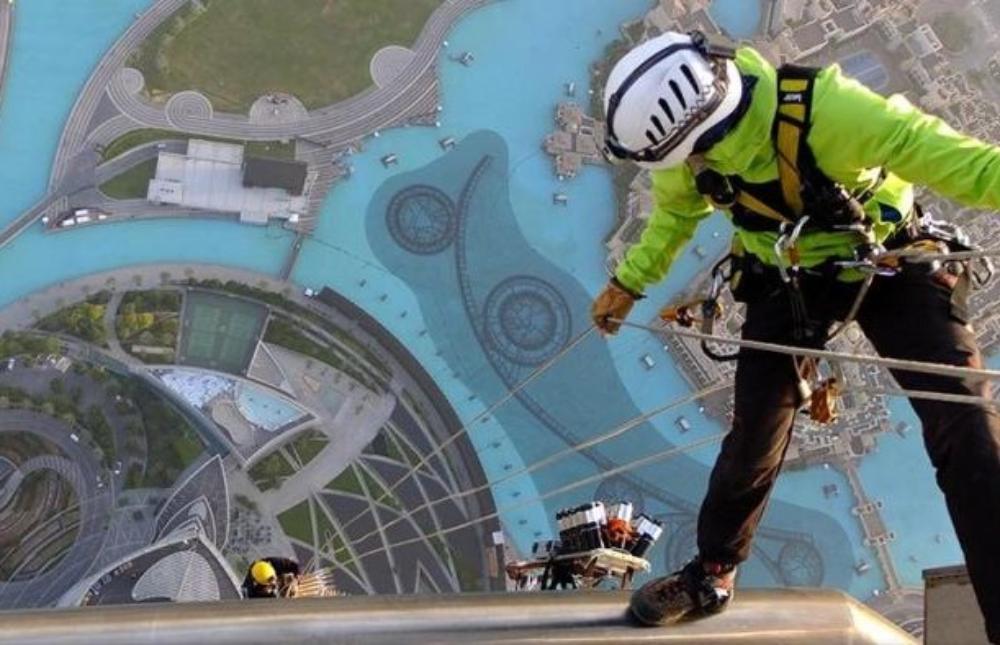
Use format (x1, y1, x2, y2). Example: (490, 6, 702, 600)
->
(793, 21, 828, 54)
(242, 157, 308, 196)
(147, 140, 307, 223)
(832, 8, 863, 35)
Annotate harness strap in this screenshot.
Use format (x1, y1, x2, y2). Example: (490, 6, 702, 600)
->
(774, 65, 818, 217)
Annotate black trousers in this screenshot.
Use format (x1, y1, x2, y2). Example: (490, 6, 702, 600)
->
(696, 266, 1000, 642)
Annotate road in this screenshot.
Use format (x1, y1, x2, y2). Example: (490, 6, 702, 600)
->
(0, 410, 113, 609)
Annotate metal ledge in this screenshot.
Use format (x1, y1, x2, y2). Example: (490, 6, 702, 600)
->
(0, 588, 916, 644)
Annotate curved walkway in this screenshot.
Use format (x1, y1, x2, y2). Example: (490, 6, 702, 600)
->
(57, 0, 488, 185)
(0, 1, 12, 103)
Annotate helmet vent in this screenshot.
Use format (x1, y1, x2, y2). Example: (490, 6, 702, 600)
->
(645, 130, 659, 145)
(680, 64, 699, 93)
(650, 114, 666, 136)
(657, 98, 675, 123)
(669, 80, 686, 109)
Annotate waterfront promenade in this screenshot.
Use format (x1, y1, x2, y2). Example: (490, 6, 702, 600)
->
(0, 0, 490, 248)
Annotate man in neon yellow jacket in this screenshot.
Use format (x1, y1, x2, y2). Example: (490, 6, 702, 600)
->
(592, 32, 1000, 639)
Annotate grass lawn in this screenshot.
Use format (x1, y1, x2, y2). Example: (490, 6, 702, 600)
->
(248, 451, 295, 491)
(289, 428, 329, 466)
(99, 158, 158, 199)
(128, 0, 443, 113)
(278, 500, 314, 544)
(101, 128, 296, 162)
(326, 465, 364, 497)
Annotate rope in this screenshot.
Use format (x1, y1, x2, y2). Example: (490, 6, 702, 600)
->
(340, 382, 732, 551)
(334, 326, 598, 537)
(335, 380, 996, 567)
(615, 319, 1000, 383)
(339, 432, 729, 566)
(882, 247, 1000, 263)
(855, 385, 995, 408)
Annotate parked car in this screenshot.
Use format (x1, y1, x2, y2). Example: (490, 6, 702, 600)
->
(69, 433, 80, 443)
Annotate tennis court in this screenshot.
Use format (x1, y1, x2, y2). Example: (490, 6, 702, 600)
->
(177, 291, 268, 374)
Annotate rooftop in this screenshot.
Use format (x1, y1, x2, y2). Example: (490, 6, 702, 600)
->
(147, 140, 308, 225)
(242, 157, 308, 196)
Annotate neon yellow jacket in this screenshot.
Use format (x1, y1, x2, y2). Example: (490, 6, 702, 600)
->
(615, 47, 1000, 294)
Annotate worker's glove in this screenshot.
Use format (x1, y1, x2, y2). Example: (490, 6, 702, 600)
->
(591, 278, 643, 335)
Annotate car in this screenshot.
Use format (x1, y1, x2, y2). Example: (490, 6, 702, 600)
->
(6, 358, 15, 371)
(112, 461, 122, 475)
(641, 354, 655, 370)
(69, 433, 80, 443)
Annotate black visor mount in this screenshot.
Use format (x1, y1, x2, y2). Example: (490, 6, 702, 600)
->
(603, 31, 738, 165)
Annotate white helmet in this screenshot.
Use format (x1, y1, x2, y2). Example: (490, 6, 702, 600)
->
(603, 31, 743, 171)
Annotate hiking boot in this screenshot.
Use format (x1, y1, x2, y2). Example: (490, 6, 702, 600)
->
(629, 558, 737, 626)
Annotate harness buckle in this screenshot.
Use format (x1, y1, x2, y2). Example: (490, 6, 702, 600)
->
(834, 243, 898, 277)
(773, 217, 811, 283)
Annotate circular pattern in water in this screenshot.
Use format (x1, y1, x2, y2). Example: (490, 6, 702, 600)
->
(777, 539, 824, 587)
(386, 185, 457, 255)
(482, 276, 572, 367)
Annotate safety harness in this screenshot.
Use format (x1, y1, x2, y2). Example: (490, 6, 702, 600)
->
(667, 65, 886, 424)
(662, 64, 992, 424)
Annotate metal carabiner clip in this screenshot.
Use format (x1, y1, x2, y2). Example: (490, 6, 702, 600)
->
(773, 217, 811, 283)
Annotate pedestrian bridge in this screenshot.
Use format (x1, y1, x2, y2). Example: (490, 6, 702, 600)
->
(0, 588, 915, 644)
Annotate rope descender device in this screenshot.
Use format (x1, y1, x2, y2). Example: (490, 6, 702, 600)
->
(659, 255, 738, 362)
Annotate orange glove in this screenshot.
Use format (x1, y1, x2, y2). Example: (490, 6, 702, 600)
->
(591, 279, 641, 335)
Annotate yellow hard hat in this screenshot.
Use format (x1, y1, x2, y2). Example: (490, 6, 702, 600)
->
(251, 560, 277, 585)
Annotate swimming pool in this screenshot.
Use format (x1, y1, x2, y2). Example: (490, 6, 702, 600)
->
(235, 383, 307, 432)
(840, 51, 891, 92)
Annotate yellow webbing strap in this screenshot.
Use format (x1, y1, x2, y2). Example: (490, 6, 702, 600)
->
(776, 75, 812, 216)
(735, 191, 789, 224)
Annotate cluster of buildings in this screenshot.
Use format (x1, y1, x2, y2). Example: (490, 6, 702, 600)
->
(542, 103, 606, 180)
(147, 139, 314, 226)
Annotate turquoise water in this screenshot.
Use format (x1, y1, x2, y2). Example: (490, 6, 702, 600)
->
(0, 0, 294, 307)
(235, 383, 305, 431)
(709, 0, 763, 39)
(0, 0, 151, 216)
(857, 399, 962, 588)
(293, 0, 662, 546)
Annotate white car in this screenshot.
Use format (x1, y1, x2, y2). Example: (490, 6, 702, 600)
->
(112, 461, 122, 475)
(69, 433, 79, 443)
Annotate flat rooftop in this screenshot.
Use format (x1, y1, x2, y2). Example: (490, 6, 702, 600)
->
(147, 140, 307, 225)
